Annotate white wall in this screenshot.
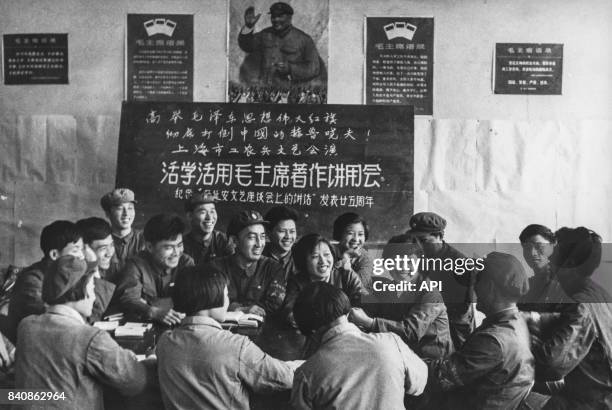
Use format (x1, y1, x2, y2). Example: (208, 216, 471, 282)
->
(1, 0, 611, 266)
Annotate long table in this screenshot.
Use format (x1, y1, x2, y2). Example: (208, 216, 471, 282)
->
(105, 319, 306, 410)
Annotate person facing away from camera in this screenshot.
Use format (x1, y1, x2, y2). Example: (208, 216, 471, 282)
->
(529, 227, 612, 409)
(427, 252, 535, 410)
(156, 266, 302, 410)
(290, 281, 427, 410)
(7, 220, 85, 343)
(15, 256, 148, 410)
(351, 236, 453, 361)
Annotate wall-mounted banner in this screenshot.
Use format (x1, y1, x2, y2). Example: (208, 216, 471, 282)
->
(494, 43, 563, 94)
(126, 14, 193, 101)
(365, 17, 434, 115)
(227, 0, 329, 104)
(3, 34, 68, 85)
(117, 102, 413, 242)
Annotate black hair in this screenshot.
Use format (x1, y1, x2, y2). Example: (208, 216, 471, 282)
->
(172, 267, 228, 315)
(50, 272, 95, 305)
(76, 217, 112, 245)
(382, 234, 423, 261)
(265, 205, 299, 231)
(519, 224, 555, 244)
(293, 282, 351, 336)
(332, 212, 369, 241)
(143, 214, 186, 244)
(551, 227, 602, 277)
(292, 233, 336, 275)
(40, 220, 82, 257)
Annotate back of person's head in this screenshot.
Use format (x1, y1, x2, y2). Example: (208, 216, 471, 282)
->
(293, 282, 351, 336)
(76, 217, 112, 245)
(382, 233, 423, 260)
(551, 227, 602, 277)
(40, 220, 82, 257)
(519, 224, 555, 243)
(265, 205, 299, 230)
(143, 214, 185, 244)
(332, 212, 369, 241)
(43, 255, 95, 305)
(292, 233, 336, 275)
(172, 267, 228, 315)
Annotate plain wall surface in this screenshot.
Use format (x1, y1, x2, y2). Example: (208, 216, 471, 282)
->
(1, 0, 611, 267)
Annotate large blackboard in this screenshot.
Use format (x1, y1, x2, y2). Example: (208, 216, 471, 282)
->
(117, 102, 413, 243)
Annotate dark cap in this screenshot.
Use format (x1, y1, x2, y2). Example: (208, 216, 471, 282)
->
(407, 212, 447, 234)
(269, 2, 294, 16)
(227, 210, 268, 236)
(42, 255, 95, 304)
(185, 192, 217, 212)
(550, 227, 602, 276)
(480, 252, 529, 298)
(100, 188, 137, 211)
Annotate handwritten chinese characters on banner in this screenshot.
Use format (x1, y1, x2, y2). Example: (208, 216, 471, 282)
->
(117, 103, 414, 242)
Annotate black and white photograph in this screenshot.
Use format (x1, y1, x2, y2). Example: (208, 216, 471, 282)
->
(0, 0, 611, 409)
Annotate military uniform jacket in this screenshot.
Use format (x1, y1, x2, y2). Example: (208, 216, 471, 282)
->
(115, 251, 194, 319)
(365, 276, 454, 360)
(6, 258, 51, 343)
(204, 255, 286, 315)
(428, 307, 535, 409)
(534, 279, 612, 409)
(238, 26, 321, 87)
(183, 230, 234, 265)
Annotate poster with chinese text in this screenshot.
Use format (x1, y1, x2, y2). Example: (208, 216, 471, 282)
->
(365, 17, 434, 115)
(126, 14, 193, 101)
(3, 34, 68, 85)
(117, 102, 413, 243)
(228, 0, 329, 104)
(494, 43, 563, 94)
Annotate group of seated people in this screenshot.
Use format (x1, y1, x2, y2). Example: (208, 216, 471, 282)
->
(0, 187, 610, 409)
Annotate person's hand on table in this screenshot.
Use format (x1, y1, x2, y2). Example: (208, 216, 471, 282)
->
(244, 6, 261, 28)
(245, 304, 266, 317)
(150, 307, 185, 326)
(349, 307, 374, 330)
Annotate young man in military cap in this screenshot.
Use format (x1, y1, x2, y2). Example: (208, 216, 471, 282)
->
(15, 255, 148, 410)
(406, 211, 476, 349)
(100, 188, 145, 270)
(183, 192, 234, 265)
(6, 220, 85, 343)
(238, 2, 322, 88)
(529, 227, 612, 409)
(203, 210, 286, 317)
(427, 252, 535, 409)
(115, 214, 194, 326)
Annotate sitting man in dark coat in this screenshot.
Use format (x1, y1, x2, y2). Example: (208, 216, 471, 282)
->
(428, 252, 535, 410)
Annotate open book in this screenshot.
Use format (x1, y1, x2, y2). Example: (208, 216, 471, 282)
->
(221, 312, 264, 329)
(114, 322, 153, 338)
